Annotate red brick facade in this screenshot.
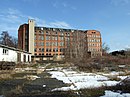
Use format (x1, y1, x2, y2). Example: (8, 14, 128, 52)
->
(18, 21, 102, 60)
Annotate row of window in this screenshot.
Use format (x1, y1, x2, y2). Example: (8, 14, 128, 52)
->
(34, 42, 64, 46)
(34, 48, 64, 52)
(35, 35, 101, 42)
(88, 48, 101, 52)
(87, 35, 101, 38)
(87, 39, 100, 42)
(34, 53, 64, 56)
(91, 53, 101, 56)
(35, 36, 67, 41)
(35, 30, 72, 36)
(88, 43, 101, 47)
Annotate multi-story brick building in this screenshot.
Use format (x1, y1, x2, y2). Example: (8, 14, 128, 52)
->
(86, 30, 102, 57)
(18, 19, 102, 61)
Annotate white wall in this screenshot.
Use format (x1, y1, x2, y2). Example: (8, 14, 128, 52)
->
(21, 52, 24, 62)
(0, 48, 17, 62)
(0, 46, 32, 63)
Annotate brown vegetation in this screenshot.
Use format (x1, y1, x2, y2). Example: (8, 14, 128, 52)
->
(64, 53, 130, 72)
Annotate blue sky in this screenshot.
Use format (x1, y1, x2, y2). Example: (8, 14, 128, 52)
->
(0, 0, 130, 52)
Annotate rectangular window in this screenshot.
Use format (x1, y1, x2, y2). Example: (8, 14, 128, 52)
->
(39, 36, 41, 40)
(55, 32, 58, 35)
(46, 42, 50, 46)
(53, 48, 58, 52)
(61, 32, 64, 36)
(60, 48, 64, 52)
(46, 48, 48, 52)
(34, 43, 37, 46)
(60, 37, 64, 40)
(41, 31, 44, 34)
(60, 42, 64, 46)
(52, 42, 58, 46)
(46, 31, 48, 34)
(41, 36, 44, 40)
(39, 48, 41, 52)
(42, 48, 44, 52)
(3, 49, 8, 55)
(55, 36, 58, 40)
(34, 48, 37, 52)
(52, 36, 55, 40)
(46, 36, 49, 40)
(40, 42, 44, 46)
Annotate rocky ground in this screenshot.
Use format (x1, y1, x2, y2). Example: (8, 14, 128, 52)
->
(0, 63, 130, 97)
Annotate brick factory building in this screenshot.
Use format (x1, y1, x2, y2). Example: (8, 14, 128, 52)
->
(18, 19, 102, 61)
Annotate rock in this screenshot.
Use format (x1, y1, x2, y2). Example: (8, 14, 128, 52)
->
(119, 76, 130, 86)
(24, 75, 40, 80)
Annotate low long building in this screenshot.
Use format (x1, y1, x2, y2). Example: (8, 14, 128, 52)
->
(0, 44, 31, 63)
(18, 19, 102, 61)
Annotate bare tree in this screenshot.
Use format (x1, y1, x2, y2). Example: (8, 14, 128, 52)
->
(125, 48, 130, 57)
(0, 31, 18, 48)
(64, 31, 88, 61)
(102, 42, 110, 54)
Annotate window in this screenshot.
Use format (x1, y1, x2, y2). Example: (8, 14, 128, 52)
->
(66, 37, 70, 41)
(46, 31, 48, 34)
(34, 42, 37, 46)
(41, 36, 44, 40)
(41, 31, 44, 34)
(67, 33, 70, 36)
(49, 48, 51, 52)
(60, 37, 64, 40)
(52, 36, 55, 40)
(53, 48, 58, 52)
(60, 48, 64, 52)
(61, 32, 64, 36)
(3, 49, 8, 55)
(42, 48, 44, 52)
(39, 48, 41, 52)
(34, 48, 37, 52)
(46, 42, 49, 46)
(55, 36, 58, 40)
(40, 42, 44, 46)
(46, 48, 49, 52)
(46, 36, 50, 40)
(38, 36, 41, 40)
(52, 42, 58, 46)
(60, 42, 64, 46)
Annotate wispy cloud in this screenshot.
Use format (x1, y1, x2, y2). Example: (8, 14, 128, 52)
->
(49, 21, 72, 28)
(0, 8, 72, 37)
(127, 12, 130, 15)
(110, 0, 130, 6)
(52, 1, 77, 10)
(62, 2, 68, 7)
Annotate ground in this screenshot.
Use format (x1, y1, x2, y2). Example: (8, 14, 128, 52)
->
(0, 63, 130, 97)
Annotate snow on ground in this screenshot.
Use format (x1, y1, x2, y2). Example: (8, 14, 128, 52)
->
(117, 76, 128, 80)
(100, 71, 125, 77)
(100, 90, 130, 97)
(49, 68, 123, 91)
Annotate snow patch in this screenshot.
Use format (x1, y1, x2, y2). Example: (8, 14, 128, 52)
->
(49, 68, 121, 91)
(100, 90, 130, 97)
